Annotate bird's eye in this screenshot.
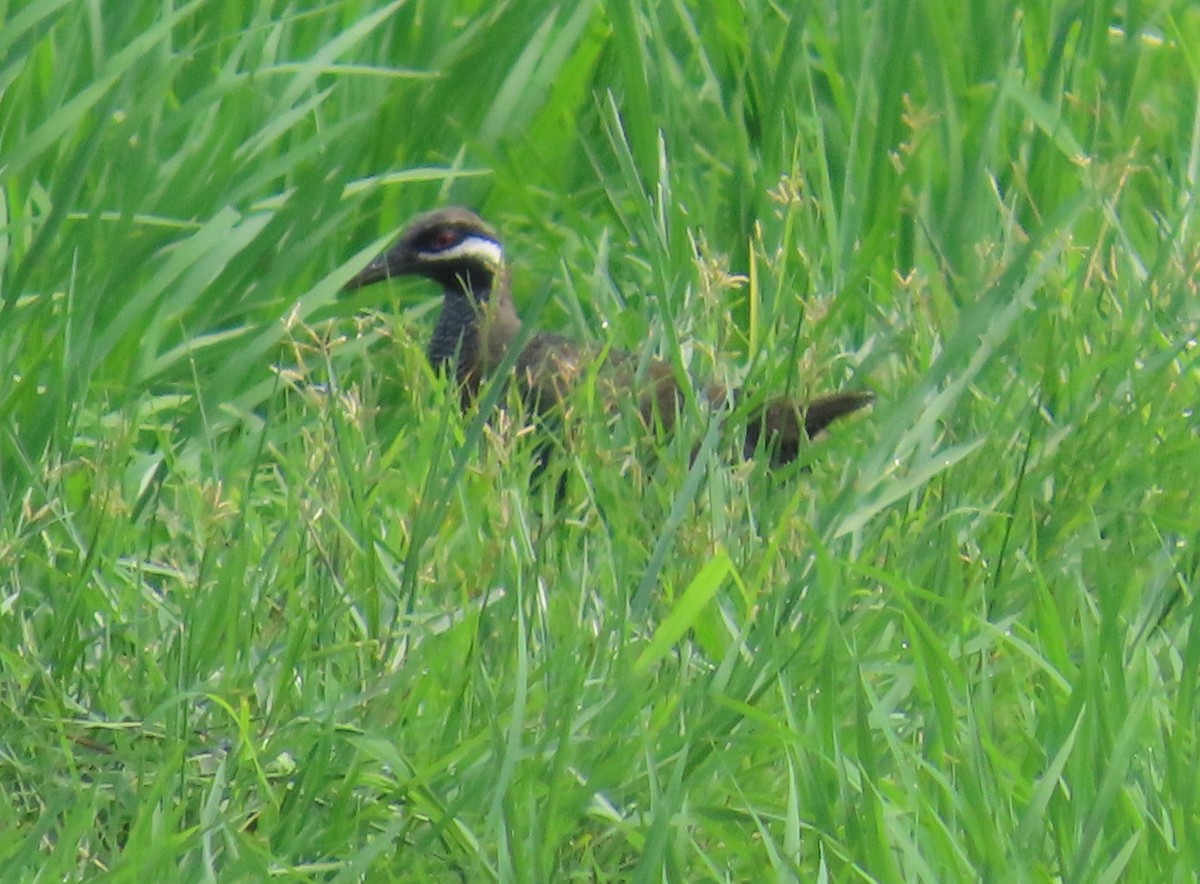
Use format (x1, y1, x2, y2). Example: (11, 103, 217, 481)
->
(430, 228, 459, 250)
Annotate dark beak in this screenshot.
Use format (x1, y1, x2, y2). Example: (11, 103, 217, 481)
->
(343, 244, 410, 292)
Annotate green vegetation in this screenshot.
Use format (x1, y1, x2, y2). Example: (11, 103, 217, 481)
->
(2, 0, 1197, 879)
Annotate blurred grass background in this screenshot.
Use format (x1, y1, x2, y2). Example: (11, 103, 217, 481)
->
(2, 0, 1198, 879)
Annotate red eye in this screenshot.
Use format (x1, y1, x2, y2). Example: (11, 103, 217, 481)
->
(431, 228, 458, 250)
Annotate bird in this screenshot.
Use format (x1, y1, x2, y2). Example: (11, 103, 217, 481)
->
(343, 206, 873, 466)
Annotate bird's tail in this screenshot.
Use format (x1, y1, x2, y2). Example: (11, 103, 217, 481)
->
(800, 390, 876, 437)
(713, 387, 874, 465)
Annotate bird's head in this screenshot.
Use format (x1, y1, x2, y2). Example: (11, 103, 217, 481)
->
(344, 206, 503, 298)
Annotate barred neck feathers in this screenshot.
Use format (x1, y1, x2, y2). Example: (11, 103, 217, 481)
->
(429, 290, 482, 380)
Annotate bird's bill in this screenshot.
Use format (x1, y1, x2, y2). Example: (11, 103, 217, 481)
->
(343, 252, 395, 291)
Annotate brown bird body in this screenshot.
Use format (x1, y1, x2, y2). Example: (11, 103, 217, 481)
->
(345, 207, 872, 464)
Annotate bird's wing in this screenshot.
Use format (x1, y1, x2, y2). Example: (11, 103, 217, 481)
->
(514, 333, 683, 424)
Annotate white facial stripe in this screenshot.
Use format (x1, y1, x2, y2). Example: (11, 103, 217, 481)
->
(421, 235, 503, 269)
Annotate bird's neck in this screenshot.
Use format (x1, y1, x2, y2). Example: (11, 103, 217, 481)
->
(427, 271, 523, 397)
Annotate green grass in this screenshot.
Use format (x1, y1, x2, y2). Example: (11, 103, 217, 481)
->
(2, 0, 1198, 879)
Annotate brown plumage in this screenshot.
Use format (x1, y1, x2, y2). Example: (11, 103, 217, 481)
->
(344, 207, 872, 464)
